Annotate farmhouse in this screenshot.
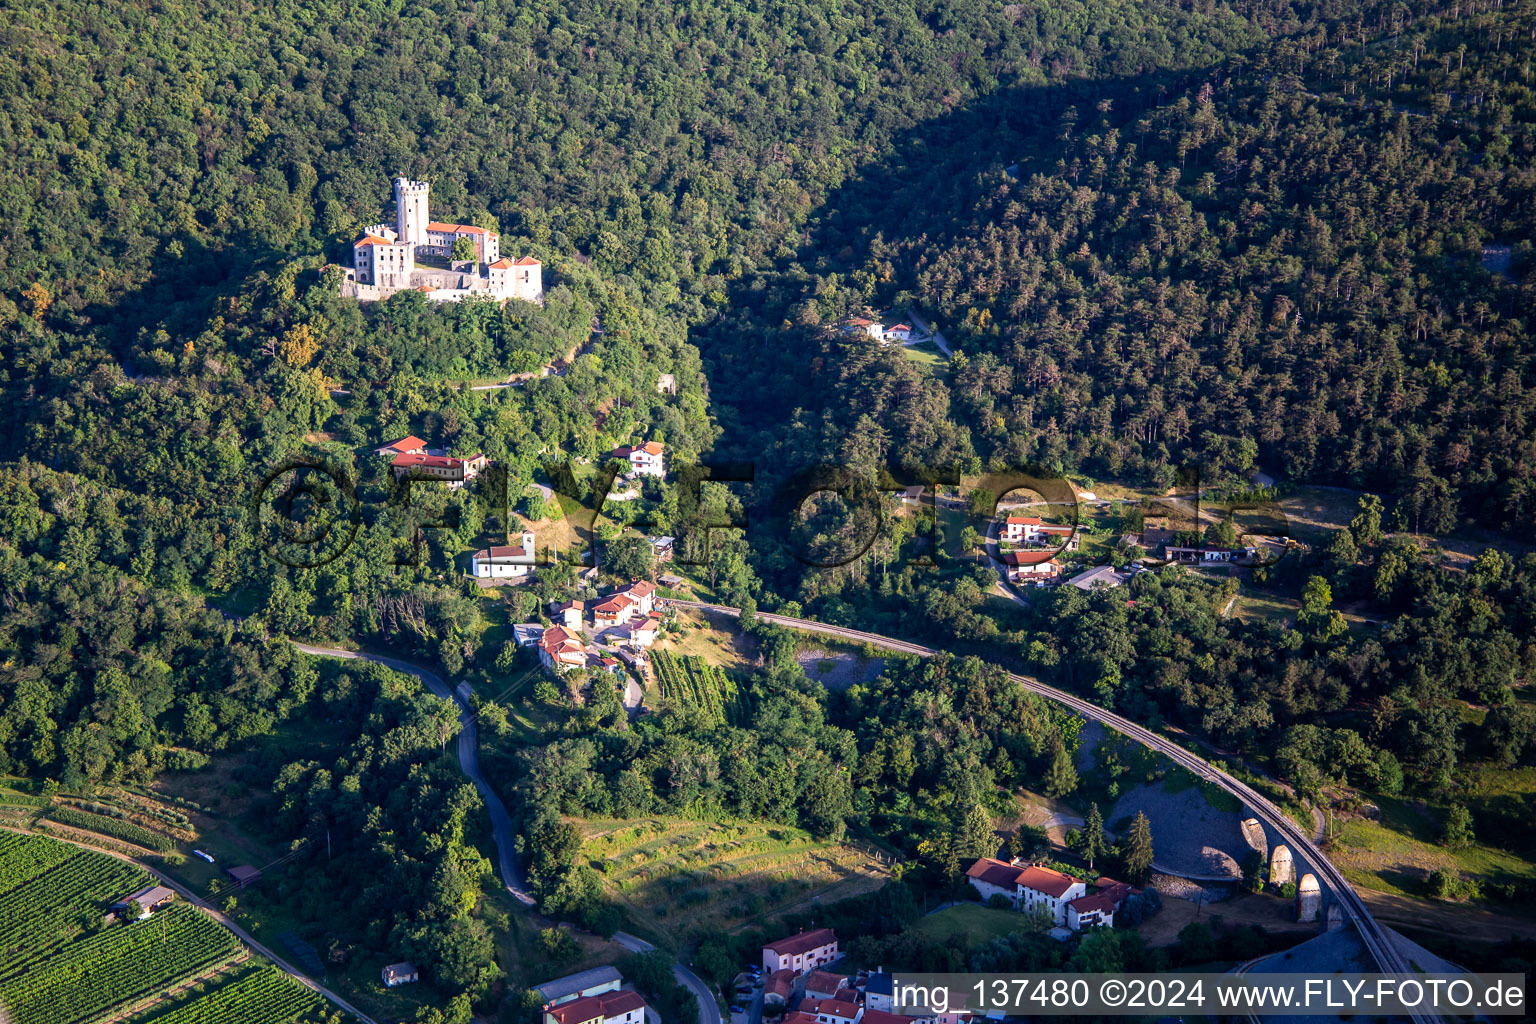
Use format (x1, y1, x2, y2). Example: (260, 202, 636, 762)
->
(391, 451, 488, 490)
(115, 884, 175, 919)
(533, 966, 623, 1009)
(762, 927, 838, 974)
(884, 323, 912, 343)
(1002, 516, 1080, 549)
(838, 316, 885, 342)
(622, 616, 662, 648)
(1066, 877, 1140, 930)
(382, 962, 419, 987)
(965, 859, 1086, 926)
(472, 531, 537, 579)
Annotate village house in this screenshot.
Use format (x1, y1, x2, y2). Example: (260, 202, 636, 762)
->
(802, 997, 863, 1024)
(391, 451, 488, 490)
(376, 435, 428, 457)
(621, 615, 661, 648)
(763, 969, 797, 1007)
(544, 990, 648, 1024)
(533, 966, 623, 1009)
(592, 581, 658, 629)
(762, 927, 839, 974)
(965, 859, 1086, 926)
(471, 531, 537, 579)
(382, 962, 419, 987)
(552, 600, 585, 631)
(342, 177, 543, 304)
(513, 623, 545, 647)
(1067, 565, 1135, 591)
(613, 440, 666, 479)
(1067, 877, 1140, 930)
(1002, 516, 1081, 550)
(863, 973, 895, 1012)
(804, 971, 849, 1001)
(999, 550, 1062, 582)
(538, 625, 590, 671)
(883, 323, 912, 343)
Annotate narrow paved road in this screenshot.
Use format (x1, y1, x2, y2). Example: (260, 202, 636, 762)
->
(665, 600, 1440, 1023)
(0, 825, 379, 1024)
(905, 309, 954, 357)
(615, 932, 723, 1024)
(291, 644, 535, 906)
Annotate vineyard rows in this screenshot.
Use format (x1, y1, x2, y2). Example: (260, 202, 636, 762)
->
(0, 851, 144, 953)
(0, 902, 239, 1024)
(0, 831, 80, 893)
(49, 807, 176, 852)
(652, 652, 747, 725)
(125, 964, 330, 1024)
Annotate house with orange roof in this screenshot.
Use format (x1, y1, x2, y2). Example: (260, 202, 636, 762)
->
(376, 435, 428, 457)
(612, 440, 666, 479)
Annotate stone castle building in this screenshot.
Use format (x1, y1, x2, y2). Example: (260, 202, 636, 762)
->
(340, 177, 543, 305)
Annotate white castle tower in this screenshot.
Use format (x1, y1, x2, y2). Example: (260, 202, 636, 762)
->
(394, 177, 430, 246)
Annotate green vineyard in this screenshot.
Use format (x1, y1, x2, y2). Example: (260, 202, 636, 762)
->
(48, 806, 177, 852)
(125, 963, 331, 1024)
(652, 652, 749, 726)
(0, 833, 334, 1024)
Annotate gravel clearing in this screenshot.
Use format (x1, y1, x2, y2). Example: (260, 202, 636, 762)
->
(1111, 780, 1247, 879)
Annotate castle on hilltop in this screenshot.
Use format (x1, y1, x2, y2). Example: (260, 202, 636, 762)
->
(338, 177, 543, 305)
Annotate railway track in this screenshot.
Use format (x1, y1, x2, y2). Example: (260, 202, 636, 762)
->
(670, 599, 1438, 1024)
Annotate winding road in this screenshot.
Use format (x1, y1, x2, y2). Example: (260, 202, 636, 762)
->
(666, 600, 1441, 1024)
(614, 932, 723, 1024)
(290, 643, 535, 906)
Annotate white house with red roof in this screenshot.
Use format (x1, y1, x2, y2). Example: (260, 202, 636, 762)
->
(883, 323, 912, 343)
(1066, 877, 1141, 930)
(802, 997, 862, 1024)
(612, 440, 665, 479)
(471, 531, 537, 579)
(1002, 516, 1080, 550)
(542, 990, 648, 1024)
(343, 177, 543, 304)
(999, 550, 1062, 581)
(965, 859, 1086, 926)
(391, 451, 488, 490)
(762, 927, 838, 974)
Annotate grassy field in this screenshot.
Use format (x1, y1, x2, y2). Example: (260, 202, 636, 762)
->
(576, 817, 891, 946)
(911, 903, 1038, 946)
(1331, 792, 1536, 899)
(900, 341, 949, 371)
(1232, 590, 1297, 626)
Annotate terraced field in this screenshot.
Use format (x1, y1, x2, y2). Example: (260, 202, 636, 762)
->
(577, 817, 891, 940)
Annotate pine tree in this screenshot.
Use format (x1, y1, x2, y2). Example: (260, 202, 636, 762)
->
(1077, 802, 1108, 871)
(1122, 810, 1155, 884)
(959, 802, 997, 860)
(1043, 740, 1079, 797)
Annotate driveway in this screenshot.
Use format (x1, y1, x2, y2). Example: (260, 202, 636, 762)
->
(290, 644, 534, 905)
